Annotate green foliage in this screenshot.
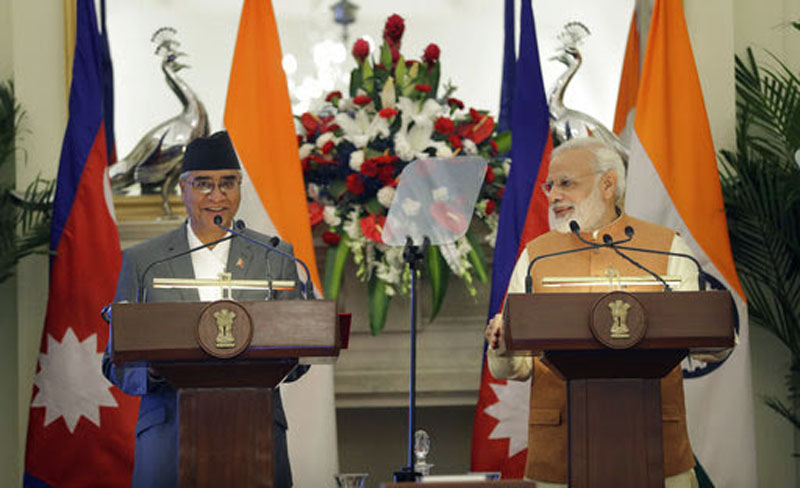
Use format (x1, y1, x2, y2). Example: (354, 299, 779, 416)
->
(720, 36, 800, 433)
(425, 245, 449, 321)
(0, 80, 55, 284)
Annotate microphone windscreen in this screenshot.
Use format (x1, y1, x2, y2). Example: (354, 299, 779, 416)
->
(569, 220, 581, 233)
(269, 236, 280, 247)
(213, 215, 223, 225)
(602, 234, 613, 244)
(625, 226, 635, 238)
(235, 219, 247, 231)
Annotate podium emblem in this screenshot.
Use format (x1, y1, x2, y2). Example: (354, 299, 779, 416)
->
(197, 300, 253, 358)
(590, 291, 647, 349)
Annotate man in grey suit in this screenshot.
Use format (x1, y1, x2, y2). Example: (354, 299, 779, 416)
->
(103, 131, 306, 487)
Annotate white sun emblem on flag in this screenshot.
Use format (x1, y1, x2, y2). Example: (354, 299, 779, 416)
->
(31, 328, 118, 433)
(484, 378, 531, 458)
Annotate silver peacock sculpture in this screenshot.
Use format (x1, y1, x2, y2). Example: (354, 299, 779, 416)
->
(109, 27, 209, 217)
(547, 22, 629, 163)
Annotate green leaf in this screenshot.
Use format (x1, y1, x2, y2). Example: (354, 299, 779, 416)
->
(323, 235, 350, 300)
(380, 44, 392, 70)
(368, 274, 391, 335)
(348, 67, 362, 98)
(495, 130, 512, 155)
(465, 231, 489, 283)
(426, 245, 450, 321)
(429, 62, 441, 99)
(362, 62, 374, 93)
(394, 56, 407, 86)
(364, 198, 384, 215)
(329, 180, 347, 199)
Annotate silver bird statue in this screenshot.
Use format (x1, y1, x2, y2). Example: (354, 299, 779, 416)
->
(109, 27, 209, 217)
(547, 22, 629, 164)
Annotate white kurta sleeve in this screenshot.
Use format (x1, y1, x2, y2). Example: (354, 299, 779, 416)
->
(487, 249, 534, 381)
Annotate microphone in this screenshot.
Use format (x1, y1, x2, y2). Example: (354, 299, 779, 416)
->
(601, 233, 672, 291)
(213, 216, 314, 299)
(137, 231, 236, 302)
(601, 229, 708, 291)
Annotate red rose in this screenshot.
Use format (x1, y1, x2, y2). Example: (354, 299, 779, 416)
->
(423, 43, 440, 64)
(447, 97, 464, 109)
(448, 134, 462, 149)
(414, 84, 432, 93)
(485, 200, 496, 216)
(497, 187, 505, 199)
(360, 214, 387, 243)
(378, 107, 398, 119)
(308, 201, 324, 226)
(430, 202, 468, 235)
(321, 140, 335, 155)
(383, 14, 405, 46)
(322, 231, 342, 246)
(434, 117, 455, 135)
(353, 95, 373, 106)
(346, 174, 365, 195)
(484, 167, 495, 184)
(360, 159, 379, 177)
(325, 90, 343, 103)
(352, 38, 370, 63)
(374, 154, 399, 165)
(300, 112, 320, 134)
(378, 165, 395, 184)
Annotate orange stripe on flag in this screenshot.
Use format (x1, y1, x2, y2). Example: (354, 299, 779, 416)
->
(633, 0, 742, 298)
(224, 0, 321, 293)
(612, 11, 639, 135)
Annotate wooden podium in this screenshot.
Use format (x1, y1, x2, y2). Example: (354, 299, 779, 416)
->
(110, 299, 343, 488)
(503, 291, 735, 488)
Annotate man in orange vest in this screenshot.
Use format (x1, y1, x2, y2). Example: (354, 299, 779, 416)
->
(485, 137, 702, 488)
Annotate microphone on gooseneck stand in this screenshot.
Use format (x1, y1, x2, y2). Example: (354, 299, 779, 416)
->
(213, 215, 314, 299)
(600, 233, 672, 291)
(522, 220, 635, 293)
(137, 232, 237, 303)
(602, 229, 709, 291)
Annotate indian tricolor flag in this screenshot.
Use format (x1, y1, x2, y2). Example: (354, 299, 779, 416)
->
(625, 0, 757, 486)
(223, 0, 338, 485)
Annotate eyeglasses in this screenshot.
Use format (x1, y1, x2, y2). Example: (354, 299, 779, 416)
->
(541, 170, 604, 196)
(186, 176, 241, 195)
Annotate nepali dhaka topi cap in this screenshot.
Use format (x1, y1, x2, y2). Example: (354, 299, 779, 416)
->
(181, 130, 241, 172)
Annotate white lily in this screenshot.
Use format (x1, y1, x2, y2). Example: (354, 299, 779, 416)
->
(397, 96, 443, 127)
(335, 109, 390, 149)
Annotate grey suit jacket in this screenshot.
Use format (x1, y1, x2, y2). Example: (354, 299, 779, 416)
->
(102, 224, 305, 488)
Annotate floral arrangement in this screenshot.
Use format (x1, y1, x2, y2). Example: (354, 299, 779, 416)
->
(298, 14, 510, 334)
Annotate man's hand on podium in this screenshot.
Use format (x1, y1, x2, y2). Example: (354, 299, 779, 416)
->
(485, 313, 504, 350)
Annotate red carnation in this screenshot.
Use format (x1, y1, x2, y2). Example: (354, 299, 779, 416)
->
(490, 139, 499, 155)
(383, 14, 405, 46)
(423, 43, 440, 65)
(434, 117, 455, 135)
(346, 174, 365, 195)
(322, 231, 342, 246)
(353, 95, 373, 106)
(447, 97, 464, 109)
(374, 154, 399, 165)
(300, 112, 321, 134)
(308, 201, 324, 226)
(484, 167, 495, 184)
(352, 38, 370, 63)
(325, 90, 343, 103)
(360, 159, 379, 178)
(378, 165, 395, 184)
(321, 140, 335, 155)
(378, 107, 399, 119)
(485, 200, 496, 216)
(497, 187, 505, 199)
(448, 134, 462, 149)
(360, 214, 387, 243)
(414, 84, 432, 93)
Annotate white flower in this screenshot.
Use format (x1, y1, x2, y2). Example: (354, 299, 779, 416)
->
(343, 208, 362, 241)
(315, 131, 335, 148)
(394, 119, 436, 161)
(381, 77, 396, 109)
(503, 159, 511, 176)
(402, 198, 421, 216)
(436, 145, 453, 158)
(338, 97, 354, 111)
(307, 183, 320, 201)
(463, 138, 478, 155)
(335, 110, 390, 149)
(323, 205, 341, 226)
(299, 143, 315, 159)
(432, 187, 449, 202)
(377, 186, 396, 208)
(349, 150, 365, 172)
(397, 96, 443, 126)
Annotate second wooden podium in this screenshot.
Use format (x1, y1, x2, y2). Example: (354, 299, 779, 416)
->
(503, 290, 735, 488)
(110, 299, 342, 488)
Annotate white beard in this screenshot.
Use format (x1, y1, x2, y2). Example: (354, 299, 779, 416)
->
(551, 183, 607, 234)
